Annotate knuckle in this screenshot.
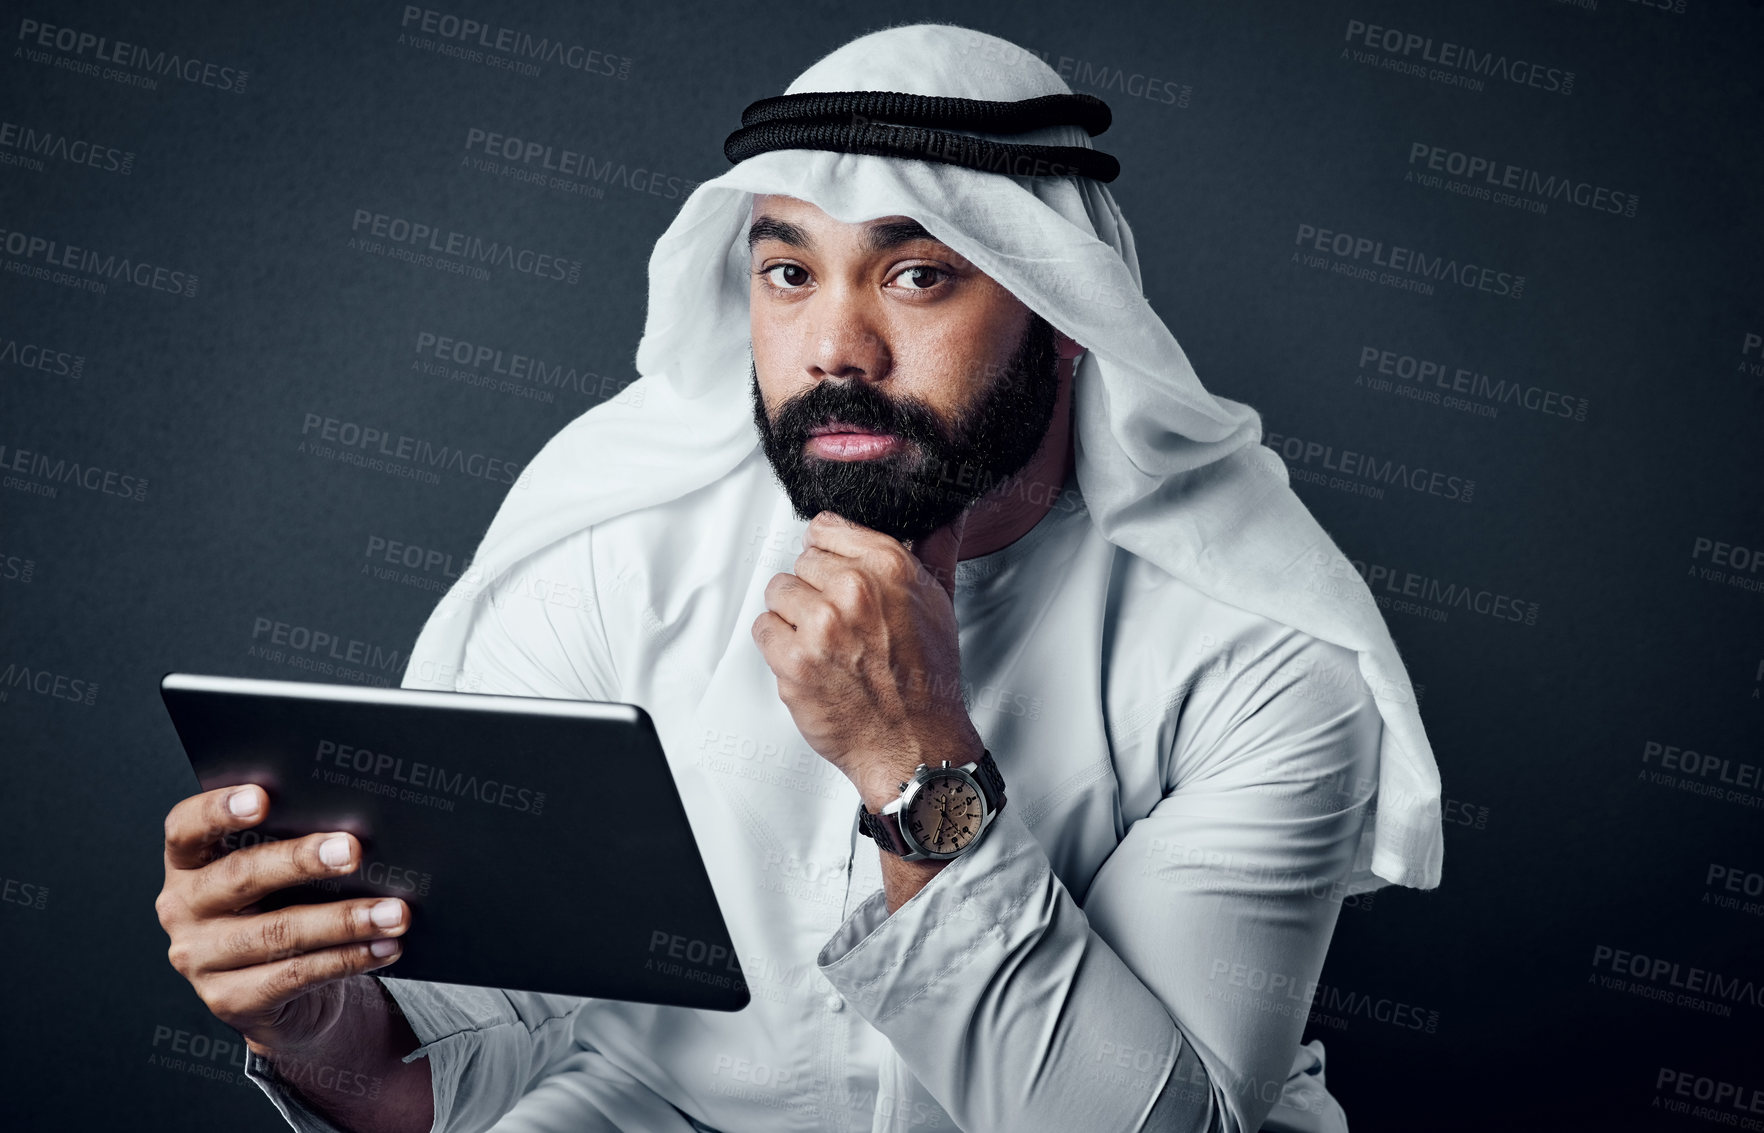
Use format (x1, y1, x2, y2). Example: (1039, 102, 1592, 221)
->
(166, 938, 192, 976)
(154, 889, 179, 930)
(271, 953, 311, 998)
(204, 988, 248, 1025)
(881, 550, 915, 584)
(798, 603, 827, 635)
(219, 849, 260, 907)
(288, 835, 315, 876)
(832, 569, 869, 604)
(261, 914, 294, 958)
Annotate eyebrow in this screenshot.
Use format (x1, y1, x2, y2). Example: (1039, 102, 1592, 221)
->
(746, 216, 810, 252)
(745, 215, 945, 255)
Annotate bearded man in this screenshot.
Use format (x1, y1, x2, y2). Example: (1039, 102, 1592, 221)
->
(156, 21, 1444, 1133)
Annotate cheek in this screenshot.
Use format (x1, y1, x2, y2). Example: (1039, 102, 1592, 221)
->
(891, 307, 1027, 407)
(749, 305, 790, 396)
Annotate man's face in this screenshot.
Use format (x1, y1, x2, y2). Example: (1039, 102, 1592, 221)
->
(746, 194, 1062, 543)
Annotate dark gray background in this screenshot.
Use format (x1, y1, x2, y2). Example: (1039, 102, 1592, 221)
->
(3, 0, 1760, 1129)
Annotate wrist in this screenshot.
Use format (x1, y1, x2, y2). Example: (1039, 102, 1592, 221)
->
(854, 732, 986, 813)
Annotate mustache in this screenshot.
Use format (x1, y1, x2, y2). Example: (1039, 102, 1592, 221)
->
(766, 376, 950, 451)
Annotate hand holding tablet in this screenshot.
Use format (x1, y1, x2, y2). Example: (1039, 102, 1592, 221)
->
(154, 674, 748, 1010)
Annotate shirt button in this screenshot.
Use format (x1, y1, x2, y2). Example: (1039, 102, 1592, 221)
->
(825, 993, 844, 1012)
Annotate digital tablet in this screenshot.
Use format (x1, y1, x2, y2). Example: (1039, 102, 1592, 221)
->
(159, 673, 749, 1011)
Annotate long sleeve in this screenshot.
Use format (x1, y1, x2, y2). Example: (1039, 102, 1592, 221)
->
(816, 629, 1380, 1133)
(246, 529, 695, 1133)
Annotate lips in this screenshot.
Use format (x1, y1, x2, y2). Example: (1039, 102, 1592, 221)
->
(808, 421, 888, 436)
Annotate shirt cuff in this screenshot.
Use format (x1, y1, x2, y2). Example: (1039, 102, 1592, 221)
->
(815, 803, 1045, 1022)
(242, 1049, 357, 1133)
(239, 976, 547, 1133)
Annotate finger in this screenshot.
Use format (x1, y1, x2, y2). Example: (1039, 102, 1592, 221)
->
(190, 830, 363, 917)
(904, 508, 969, 601)
(751, 609, 794, 655)
(164, 784, 271, 872)
(802, 510, 891, 557)
(761, 571, 831, 632)
(199, 937, 404, 1028)
(200, 897, 409, 973)
(789, 546, 852, 592)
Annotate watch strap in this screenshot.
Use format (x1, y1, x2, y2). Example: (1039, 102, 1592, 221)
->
(971, 749, 1007, 815)
(856, 799, 911, 856)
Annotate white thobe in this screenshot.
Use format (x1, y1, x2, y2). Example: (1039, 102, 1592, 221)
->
(245, 446, 1380, 1133)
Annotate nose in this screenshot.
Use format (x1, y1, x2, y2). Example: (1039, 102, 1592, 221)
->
(805, 287, 891, 385)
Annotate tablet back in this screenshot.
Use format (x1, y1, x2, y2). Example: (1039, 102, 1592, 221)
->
(160, 673, 749, 1011)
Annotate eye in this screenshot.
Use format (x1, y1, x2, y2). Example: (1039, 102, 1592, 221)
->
(759, 263, 811, 289)
(892, 265, 949, 291)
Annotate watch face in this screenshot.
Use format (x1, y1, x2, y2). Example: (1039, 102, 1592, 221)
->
(903, 772, 986, 856)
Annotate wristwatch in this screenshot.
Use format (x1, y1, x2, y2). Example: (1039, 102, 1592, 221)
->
(857, 749, 1007, 862)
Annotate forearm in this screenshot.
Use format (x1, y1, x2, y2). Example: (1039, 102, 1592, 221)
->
(249, 976, 434, 1133)
(822, 809, 1227, 1133)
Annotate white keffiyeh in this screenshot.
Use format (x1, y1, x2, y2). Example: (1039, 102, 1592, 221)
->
(402, 21, 1443, 894)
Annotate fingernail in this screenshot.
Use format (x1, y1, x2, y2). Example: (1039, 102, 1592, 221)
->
(319, 836, 351, 868)
(369, 900, 402, 928)
(369, 939, 399, 958)
(227, 789, 260, 818)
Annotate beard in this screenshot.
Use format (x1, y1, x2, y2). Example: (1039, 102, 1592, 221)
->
(750, 312, 1061, 544)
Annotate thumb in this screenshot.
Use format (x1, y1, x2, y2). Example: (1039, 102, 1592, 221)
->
(904, 509, 968, 600)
